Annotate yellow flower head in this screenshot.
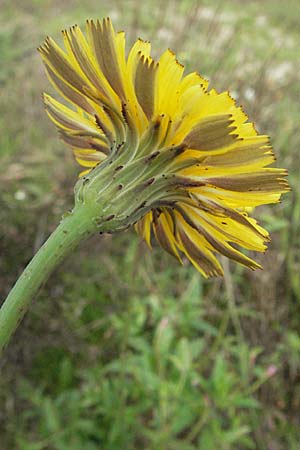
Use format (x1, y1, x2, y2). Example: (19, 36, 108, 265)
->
(39, 18, 289, 277)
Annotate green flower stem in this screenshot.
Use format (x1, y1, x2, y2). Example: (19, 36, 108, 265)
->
(0, 205, 98, 355)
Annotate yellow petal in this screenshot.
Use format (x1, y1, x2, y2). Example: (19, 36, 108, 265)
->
(155, 49, 184, 117)
(152, 209, 182, 262)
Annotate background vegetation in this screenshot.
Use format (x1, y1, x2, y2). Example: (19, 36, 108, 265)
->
(0, 0, 299, 448)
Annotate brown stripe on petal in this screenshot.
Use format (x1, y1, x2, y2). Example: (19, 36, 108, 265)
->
(46, 107, 74, 130)
(178, 227, 223, 277)
(203, 233, 261, 270)
(176, 206, 261, 270)
(69, 129, 109, 139)
(135, 53, 158, 119)
(45, 98, 97, 133)
(63, 28, 109, 101)
(45, 66, 94, 114)
(193, 196, 269, 240)
(59, 131, 88, 148)
(153, 210, 181, 260)
(203, 138, 272, 166)
(74, 150, 106, 162)
(88, 141, 110, 154)
(183, 114, 239, 151)
(207, 170, 289, 192)
(39, 38, 90, 97)
(90, 18, 125, 99)
(59, 130, 109, 153)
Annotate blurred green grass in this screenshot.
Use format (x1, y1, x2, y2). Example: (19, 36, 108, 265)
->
(1, 0, 300, 449)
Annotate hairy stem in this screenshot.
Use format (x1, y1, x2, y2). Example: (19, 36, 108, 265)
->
(0, 205, 97, 354)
